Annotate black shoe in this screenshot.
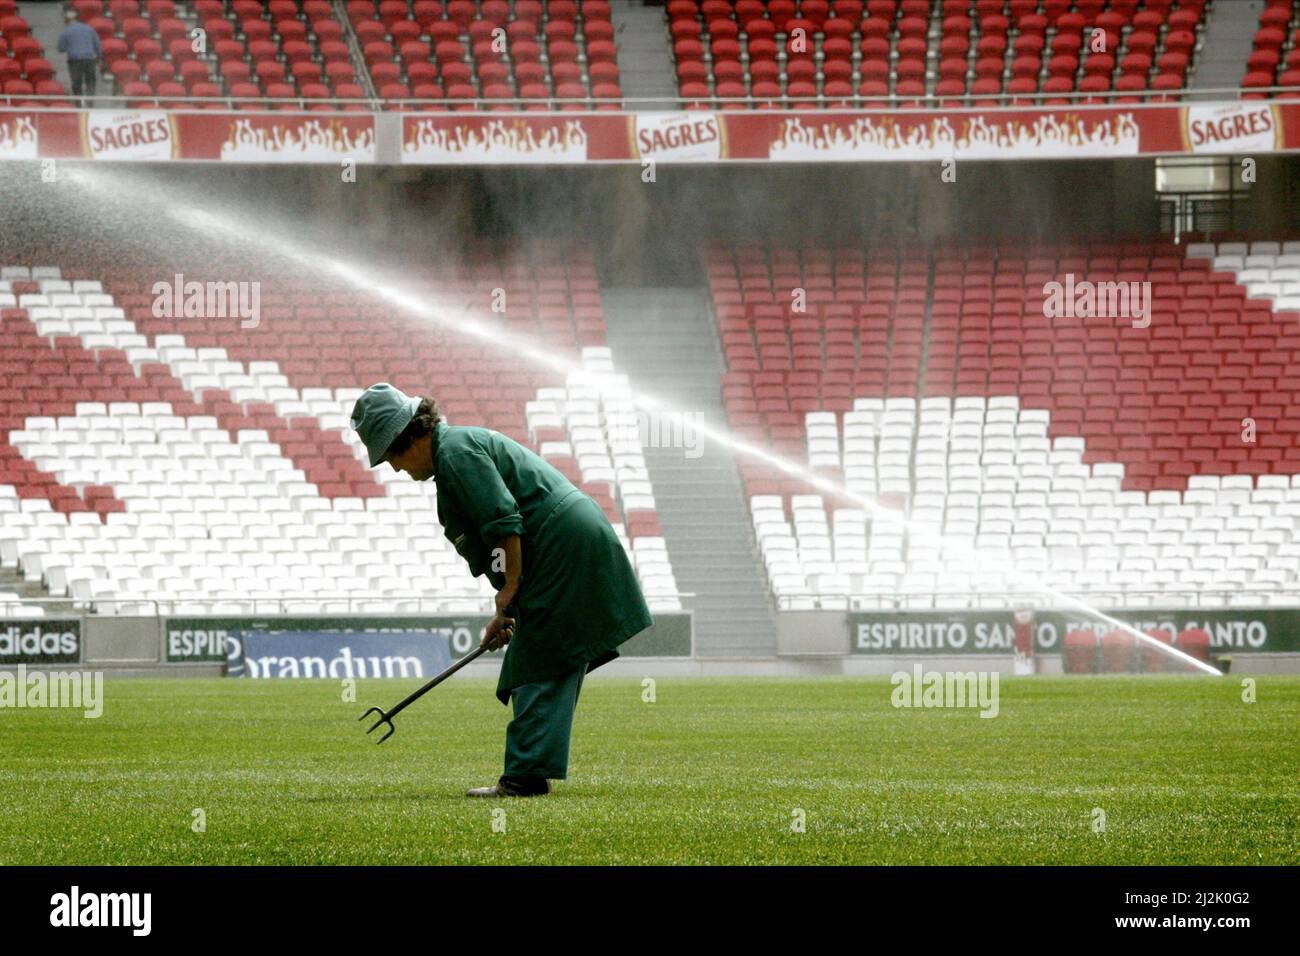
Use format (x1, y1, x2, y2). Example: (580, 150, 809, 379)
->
(466, 775, 550, 797)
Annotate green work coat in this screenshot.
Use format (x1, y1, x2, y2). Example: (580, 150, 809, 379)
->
(429, 421, 654, 704)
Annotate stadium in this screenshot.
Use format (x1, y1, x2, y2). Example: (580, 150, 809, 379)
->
(1, 0, 1299, 890)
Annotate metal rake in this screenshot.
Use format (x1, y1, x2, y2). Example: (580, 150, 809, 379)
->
(359, 644, 489, 743)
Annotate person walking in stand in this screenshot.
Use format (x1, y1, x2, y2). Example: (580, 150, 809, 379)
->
(57, 10, 101, 105)
(351, 383, 654, 797)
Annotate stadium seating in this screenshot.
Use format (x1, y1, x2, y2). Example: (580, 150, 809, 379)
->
(667, 0, 1210, 109)
(1242, 0, 1300, 98)
(0, 251, 678, 614)
(345, 0, 621, 110)
(707, 239, 1300, 610)
(73, 0, 363, 109)
(60, 0, 623, 111)
(10, 0, 1295, 111)
(0, 4, 66, 107)
(8, 229, 1300, 617)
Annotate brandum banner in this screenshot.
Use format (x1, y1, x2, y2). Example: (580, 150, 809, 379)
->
(849, 608, 1300, 654)
(232, 629, 453, 679)
(166, 615, 491, 667)
(166, 613, 694, 673)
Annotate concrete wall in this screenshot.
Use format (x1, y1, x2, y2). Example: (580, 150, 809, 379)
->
(775, 611, 847, 656)
(82, 616, 159, 663)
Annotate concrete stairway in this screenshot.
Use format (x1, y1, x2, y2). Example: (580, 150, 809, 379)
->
(20, 2, 78, 97)
(334, 0, 381, 99)
(601, 288, 779, 658)
(1189, 0, 1265, 95)
(0, 563, 52, 606)
(608, 0, 678, 109)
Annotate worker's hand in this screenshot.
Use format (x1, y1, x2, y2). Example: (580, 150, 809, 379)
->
(481, 611, 515, 651)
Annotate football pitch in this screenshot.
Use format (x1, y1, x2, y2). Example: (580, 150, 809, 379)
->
(2, 676, 1296, 865)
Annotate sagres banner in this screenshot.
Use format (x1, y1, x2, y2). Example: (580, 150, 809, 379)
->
(849, 608, 1300, 654)
(0, 112, 38, 159)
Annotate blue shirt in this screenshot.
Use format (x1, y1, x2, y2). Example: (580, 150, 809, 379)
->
(57, 22, 102, 61)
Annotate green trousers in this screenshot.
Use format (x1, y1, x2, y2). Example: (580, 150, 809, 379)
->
(503, 661, 587, 780)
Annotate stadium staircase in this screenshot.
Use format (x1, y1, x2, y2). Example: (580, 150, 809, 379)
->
(602, 288, 779, 657)
(333, 0, 380, 99)
(18, 2, 71, 97)
(1191, 0, 1265, 94)
(0, 564, 50, 604)
(609, 0, 679, 108)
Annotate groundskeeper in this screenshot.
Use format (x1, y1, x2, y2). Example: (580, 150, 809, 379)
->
(350, 383, 654, 797)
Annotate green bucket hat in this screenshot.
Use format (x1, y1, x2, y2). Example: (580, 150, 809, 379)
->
(350, 382, 423, 467)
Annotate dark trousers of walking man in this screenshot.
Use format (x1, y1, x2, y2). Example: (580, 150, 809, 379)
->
(68, 59, 97, 98)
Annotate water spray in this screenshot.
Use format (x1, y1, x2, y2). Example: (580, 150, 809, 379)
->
(52, 163, 1221, 676)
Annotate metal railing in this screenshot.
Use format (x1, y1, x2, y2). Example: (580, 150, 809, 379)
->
(788, 588, 1300, 611)
(1159, 191, 1253, 240)
(0, 592, 696, 618)
(4, 587, 1292, 618)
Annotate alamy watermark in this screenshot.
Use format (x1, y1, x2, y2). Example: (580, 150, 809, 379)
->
(49, 886, 150, 936)
(152, 273, 261, 329)
(0, 665, 103, 718)
(1043, 274, 1151, 329)
(890, 664, 999, 718)
(610, 410, 704, 459)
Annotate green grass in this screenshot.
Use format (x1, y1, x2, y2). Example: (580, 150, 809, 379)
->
(1, 675, 1297, 864)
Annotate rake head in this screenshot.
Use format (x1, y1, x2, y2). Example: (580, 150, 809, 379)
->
(356, 643, 491, 746)
(359, 706, 396, 744)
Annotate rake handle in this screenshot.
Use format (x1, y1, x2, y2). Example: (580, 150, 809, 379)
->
(383, 643, 490, 720)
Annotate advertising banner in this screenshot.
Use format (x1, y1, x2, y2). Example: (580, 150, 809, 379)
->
(4, 102, 1299, 164)
(763, 109, 1142, 161)
(630, 111, 725, 162)
(0, 109, 375, 163)
(1183, 101, 1282, 154)
(395, 102, 1298, 164)
(0, 618, 81, 665)
(0, 112, 38, 160)
(199, 114, 377, 163)
(402, 114, 597, 163)
(202, 113, 377, 162)
(165, 612, 693, 672)
(82, 110, 176, 161)
(232, 628, 453, 679)
(619, 611, 693, 657)
(849, 608, 1300, 654)
(165, 615, 477, 674)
